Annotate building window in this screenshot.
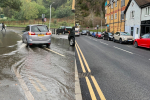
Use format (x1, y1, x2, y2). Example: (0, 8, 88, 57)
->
(131, 11, 135, 18)
(111, 14, 113, 20)
(146, 7, 150, 15)
(115, 13, 117, 19)
(121, 11, 124, 20)
(136, 28, 139, 34)
(115, 1, 117, 7)
(131, 27, 134, 36)
(121, 0, 125, 7)
(111, 3, 113, 8)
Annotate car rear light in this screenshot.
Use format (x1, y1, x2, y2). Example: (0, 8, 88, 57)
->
(46, 32, 51, 35)
(69, 31, 70, 34)
(65, 28, 67, 31)
(28, 32, 35, 35)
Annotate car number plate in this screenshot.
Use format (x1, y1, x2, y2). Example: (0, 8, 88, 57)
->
(38, 34, 44, 36)
(128, 40, 132, 41)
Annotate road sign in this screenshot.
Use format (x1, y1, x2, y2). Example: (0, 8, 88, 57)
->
(44, 18, 46, 22)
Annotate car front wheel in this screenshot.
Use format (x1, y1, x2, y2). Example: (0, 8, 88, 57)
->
(113, 38, 116, 42)
(119, 38, 122, 44)
(134, 41, 138, 48)
(69, 37, 75, 46)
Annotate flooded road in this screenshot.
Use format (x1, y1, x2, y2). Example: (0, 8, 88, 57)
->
(0, 28, 75, 100)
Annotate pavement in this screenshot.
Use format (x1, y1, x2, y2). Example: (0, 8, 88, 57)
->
(0, 28, 75, 100)
(75, 35, 150, 100)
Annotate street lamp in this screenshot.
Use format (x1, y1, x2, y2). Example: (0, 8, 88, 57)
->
(49, 2, 55, 31)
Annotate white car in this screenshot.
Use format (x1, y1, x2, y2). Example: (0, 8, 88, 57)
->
(75, 28, 80, 36)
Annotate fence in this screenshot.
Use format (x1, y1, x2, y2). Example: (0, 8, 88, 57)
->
(0, 16, 74, 26)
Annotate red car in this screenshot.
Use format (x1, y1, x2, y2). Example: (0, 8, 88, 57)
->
(134, 33, 150, 48)
(96, 32, 102, 39)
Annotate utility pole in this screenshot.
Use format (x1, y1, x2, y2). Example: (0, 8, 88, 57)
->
(49, 2, 55, 30)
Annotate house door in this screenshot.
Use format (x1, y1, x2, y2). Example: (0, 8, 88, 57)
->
(145, 26, 150, 33)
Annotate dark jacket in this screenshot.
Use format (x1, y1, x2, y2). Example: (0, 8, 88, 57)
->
(2, 23, 5, 28)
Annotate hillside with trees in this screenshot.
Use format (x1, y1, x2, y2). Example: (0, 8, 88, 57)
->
(0, 0, 74, 20)
(75, 0, 106, 27)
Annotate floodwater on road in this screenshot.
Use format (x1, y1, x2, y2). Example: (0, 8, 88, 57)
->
(0, 28, 75, 100)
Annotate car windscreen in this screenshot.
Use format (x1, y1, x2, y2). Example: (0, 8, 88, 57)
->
(90, 31, 93, 33)
(75, 31, 79, 32)
(120, 32, 130, 36)
(108, 33, 112, 35)
(82, 30, 86, 32)
(31, 26, 48, 32)
(98, 32, 101, 34)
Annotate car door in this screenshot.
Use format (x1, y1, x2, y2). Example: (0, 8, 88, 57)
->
(23, 26, 30, 42)
(145, 34, 150, 48)
(115, 32, 120, 40)
(139, 34, 149, 47)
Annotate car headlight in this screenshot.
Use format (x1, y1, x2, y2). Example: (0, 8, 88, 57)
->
(122, 37, 126, 40)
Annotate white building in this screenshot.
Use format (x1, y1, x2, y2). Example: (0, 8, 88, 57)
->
(124, 0, 150, 39)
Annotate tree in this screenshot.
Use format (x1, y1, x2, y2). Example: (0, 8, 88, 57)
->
(0, 0, 22, 11)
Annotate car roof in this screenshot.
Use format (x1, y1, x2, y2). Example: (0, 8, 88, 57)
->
(29, 24, 47, 26)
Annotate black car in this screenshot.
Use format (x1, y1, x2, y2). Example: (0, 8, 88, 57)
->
(68, 27, 75, 46)
(103, 32, 113, 41)
(57, 26, 72, 34)
(81, 30, 87, 35)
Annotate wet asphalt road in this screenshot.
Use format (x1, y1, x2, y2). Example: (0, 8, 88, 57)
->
(0, 28, 75, 100)
(76, 35, 150, 100)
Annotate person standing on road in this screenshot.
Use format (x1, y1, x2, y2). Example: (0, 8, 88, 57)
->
(1, 23, 6, 31)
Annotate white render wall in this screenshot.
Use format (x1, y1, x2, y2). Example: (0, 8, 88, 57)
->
(141, 7, 150, 21)
(125, 0, 141, 39)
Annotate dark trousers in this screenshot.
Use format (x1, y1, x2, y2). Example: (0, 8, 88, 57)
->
(1, 27, 6, 31)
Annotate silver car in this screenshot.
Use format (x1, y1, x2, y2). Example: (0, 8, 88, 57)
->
(22, 25, 51, 48)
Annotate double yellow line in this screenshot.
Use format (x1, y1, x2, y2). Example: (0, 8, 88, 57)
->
(75, 41, 106, 100)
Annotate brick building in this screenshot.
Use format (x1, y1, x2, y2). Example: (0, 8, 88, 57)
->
(105, 0, 130, 33)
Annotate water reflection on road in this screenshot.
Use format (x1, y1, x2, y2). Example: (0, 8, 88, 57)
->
(0, 29, 75, 100)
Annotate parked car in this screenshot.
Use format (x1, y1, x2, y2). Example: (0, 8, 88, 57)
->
(92, 32, 97, 37)
(113, 32, 134, 44)
(22, 25, 51, 48)
(134, 33, 150, 48)
(86, 30, 90, 36)
(103, 32, 113, 41)
(90, 31, 93, 36)
(96, 32, 102, 39)
(56, 26, 72, 34)
(68, 27, 75, 46)
(81, 30, 87, 35)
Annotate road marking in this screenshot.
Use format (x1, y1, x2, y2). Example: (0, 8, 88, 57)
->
(75, 43, 86, 73)
(91, 76, 106, 100)
(76, 41, 91, 73)
(45, 48, 65, 57)
(85, 77, 97, 100)
(100, 41, 108, 45)
(114, 46, 133, 54)
(12, 67, 35, 100)
(34, 77, 47, 91)
(28, 77, 41, 92)
(93, 39, 97, 41)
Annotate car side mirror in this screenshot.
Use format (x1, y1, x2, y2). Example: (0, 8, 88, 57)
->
(140, 37, 142, 39)
(22, 31, 26, 32)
